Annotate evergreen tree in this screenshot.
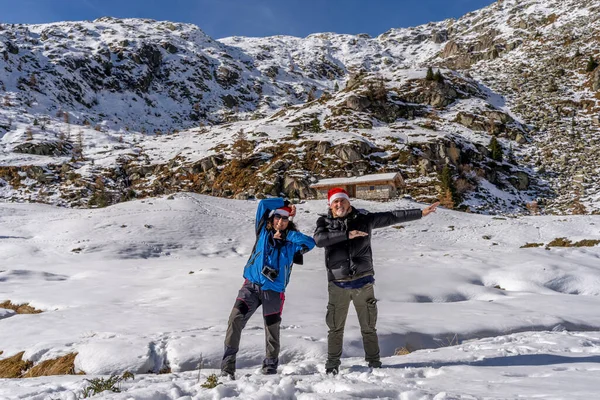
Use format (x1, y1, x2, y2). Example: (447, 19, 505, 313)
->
(489, 136, 503, 162)
(231, 128, 253, 161)
(310, 117, 321, 133)
(426, 67, 434, 81)
(439, 165, 458, 209)
(333, 82, 339, 92)
(586, 55, 598, 72)
(434, 69, 445, 83)
(72, 130, 85, 161)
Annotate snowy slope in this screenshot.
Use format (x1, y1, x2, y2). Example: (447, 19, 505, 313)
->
(1, 194, 600, 398)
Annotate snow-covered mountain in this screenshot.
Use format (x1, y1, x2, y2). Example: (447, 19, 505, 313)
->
(0, 0, 599, 214)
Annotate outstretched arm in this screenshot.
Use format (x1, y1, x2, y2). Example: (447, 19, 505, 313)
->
(370, 208, 423, 229)
(371, 201, 440, 229)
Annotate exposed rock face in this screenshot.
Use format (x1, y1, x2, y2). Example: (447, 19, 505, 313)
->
(402, 81, 459, 108)
(12, 142, 72, 157)
(332, 142, 372, 162)
(593, 67, 600, 91)
(216, 66, 240, 87)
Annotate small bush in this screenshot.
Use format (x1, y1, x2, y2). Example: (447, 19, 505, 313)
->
(80, 371, 134, 398)
(201, 373, 221, 389)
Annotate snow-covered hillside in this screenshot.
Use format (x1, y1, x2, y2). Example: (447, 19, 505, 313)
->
(1, 194, 600, 398)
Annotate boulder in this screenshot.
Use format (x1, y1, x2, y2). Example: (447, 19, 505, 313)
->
(346, 95, 371, 111)
(332, 142, 371, 162)
(283, 175, 314, 199)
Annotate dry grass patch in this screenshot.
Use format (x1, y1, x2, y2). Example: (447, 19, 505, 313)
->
(394, 347, 411, 355)
(520, 242, 544, 248)
(546, 238, 600, 249)
(0, 300, 43, 314)
(0, 351, 33, 378)
(573, 239, 600, 247)
(547, 237, 573, 248)
(23, 353, 79, 378)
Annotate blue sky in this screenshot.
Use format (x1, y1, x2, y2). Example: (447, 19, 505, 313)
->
(2, 0, 495, 39)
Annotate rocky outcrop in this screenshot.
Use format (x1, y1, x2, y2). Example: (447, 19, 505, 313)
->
(12, 141, 72, 157)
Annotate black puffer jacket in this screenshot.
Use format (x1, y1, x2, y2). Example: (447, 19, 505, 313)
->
(313, 207, 422, 282)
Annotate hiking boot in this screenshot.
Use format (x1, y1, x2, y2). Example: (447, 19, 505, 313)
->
(368, 360, 382, 368)
(220, 369, 235, 380)
(325, 366, 339, 375)
(261, 365, 277, 375)
(262, 357, 278, 375)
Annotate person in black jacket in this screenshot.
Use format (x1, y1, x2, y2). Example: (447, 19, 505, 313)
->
(313, 187, 439, 374)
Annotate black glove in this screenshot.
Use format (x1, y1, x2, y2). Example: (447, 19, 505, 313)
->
(293, 245, 309, 265)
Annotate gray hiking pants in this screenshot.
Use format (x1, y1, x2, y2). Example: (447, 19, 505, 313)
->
(222, 280, 284, 374)
(326, 282, 379, 369)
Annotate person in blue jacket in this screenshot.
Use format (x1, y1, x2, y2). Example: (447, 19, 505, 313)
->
(221, 197, 316, 379)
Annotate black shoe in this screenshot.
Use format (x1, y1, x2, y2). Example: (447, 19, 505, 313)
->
(220, 370, 235, 380)
(262, 357, 278, 375)
(262, 365, 277, 375)
(368, 361, 382, 368)
(325, 367, 339, 375)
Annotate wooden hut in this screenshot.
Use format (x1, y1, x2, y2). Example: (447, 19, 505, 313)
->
(310, 172, 404, 201)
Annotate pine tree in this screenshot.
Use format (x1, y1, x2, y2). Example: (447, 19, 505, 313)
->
(72, 130, 84, 161)
(231, 128, 253, 161)
(586, 55, 598, 72)
(439, 165, 458, 209)
(310, 117, 321, 133)
(434, 69, 445, 83)
(426, 67, 434, 81)
(489, 136, 503, 162)
(333, 82, 339, 92)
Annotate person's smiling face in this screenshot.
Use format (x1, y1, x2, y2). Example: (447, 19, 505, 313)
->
(273, 214, 290, 231)
(330, 198, 351, 218)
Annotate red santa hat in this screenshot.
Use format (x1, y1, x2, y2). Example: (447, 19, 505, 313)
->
(269, 206, 293, 218)
(327, 187, 350, 206)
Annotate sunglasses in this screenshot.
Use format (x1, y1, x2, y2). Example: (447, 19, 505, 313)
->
(273, 215, 289, 221)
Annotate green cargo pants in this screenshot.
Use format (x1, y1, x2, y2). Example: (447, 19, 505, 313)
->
(325, 282, 379, 369)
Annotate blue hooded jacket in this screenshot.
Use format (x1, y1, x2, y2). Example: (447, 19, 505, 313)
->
(243, 198, 315, 292)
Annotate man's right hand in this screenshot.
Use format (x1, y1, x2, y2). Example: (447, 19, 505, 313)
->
(349, 230, 368, 239)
